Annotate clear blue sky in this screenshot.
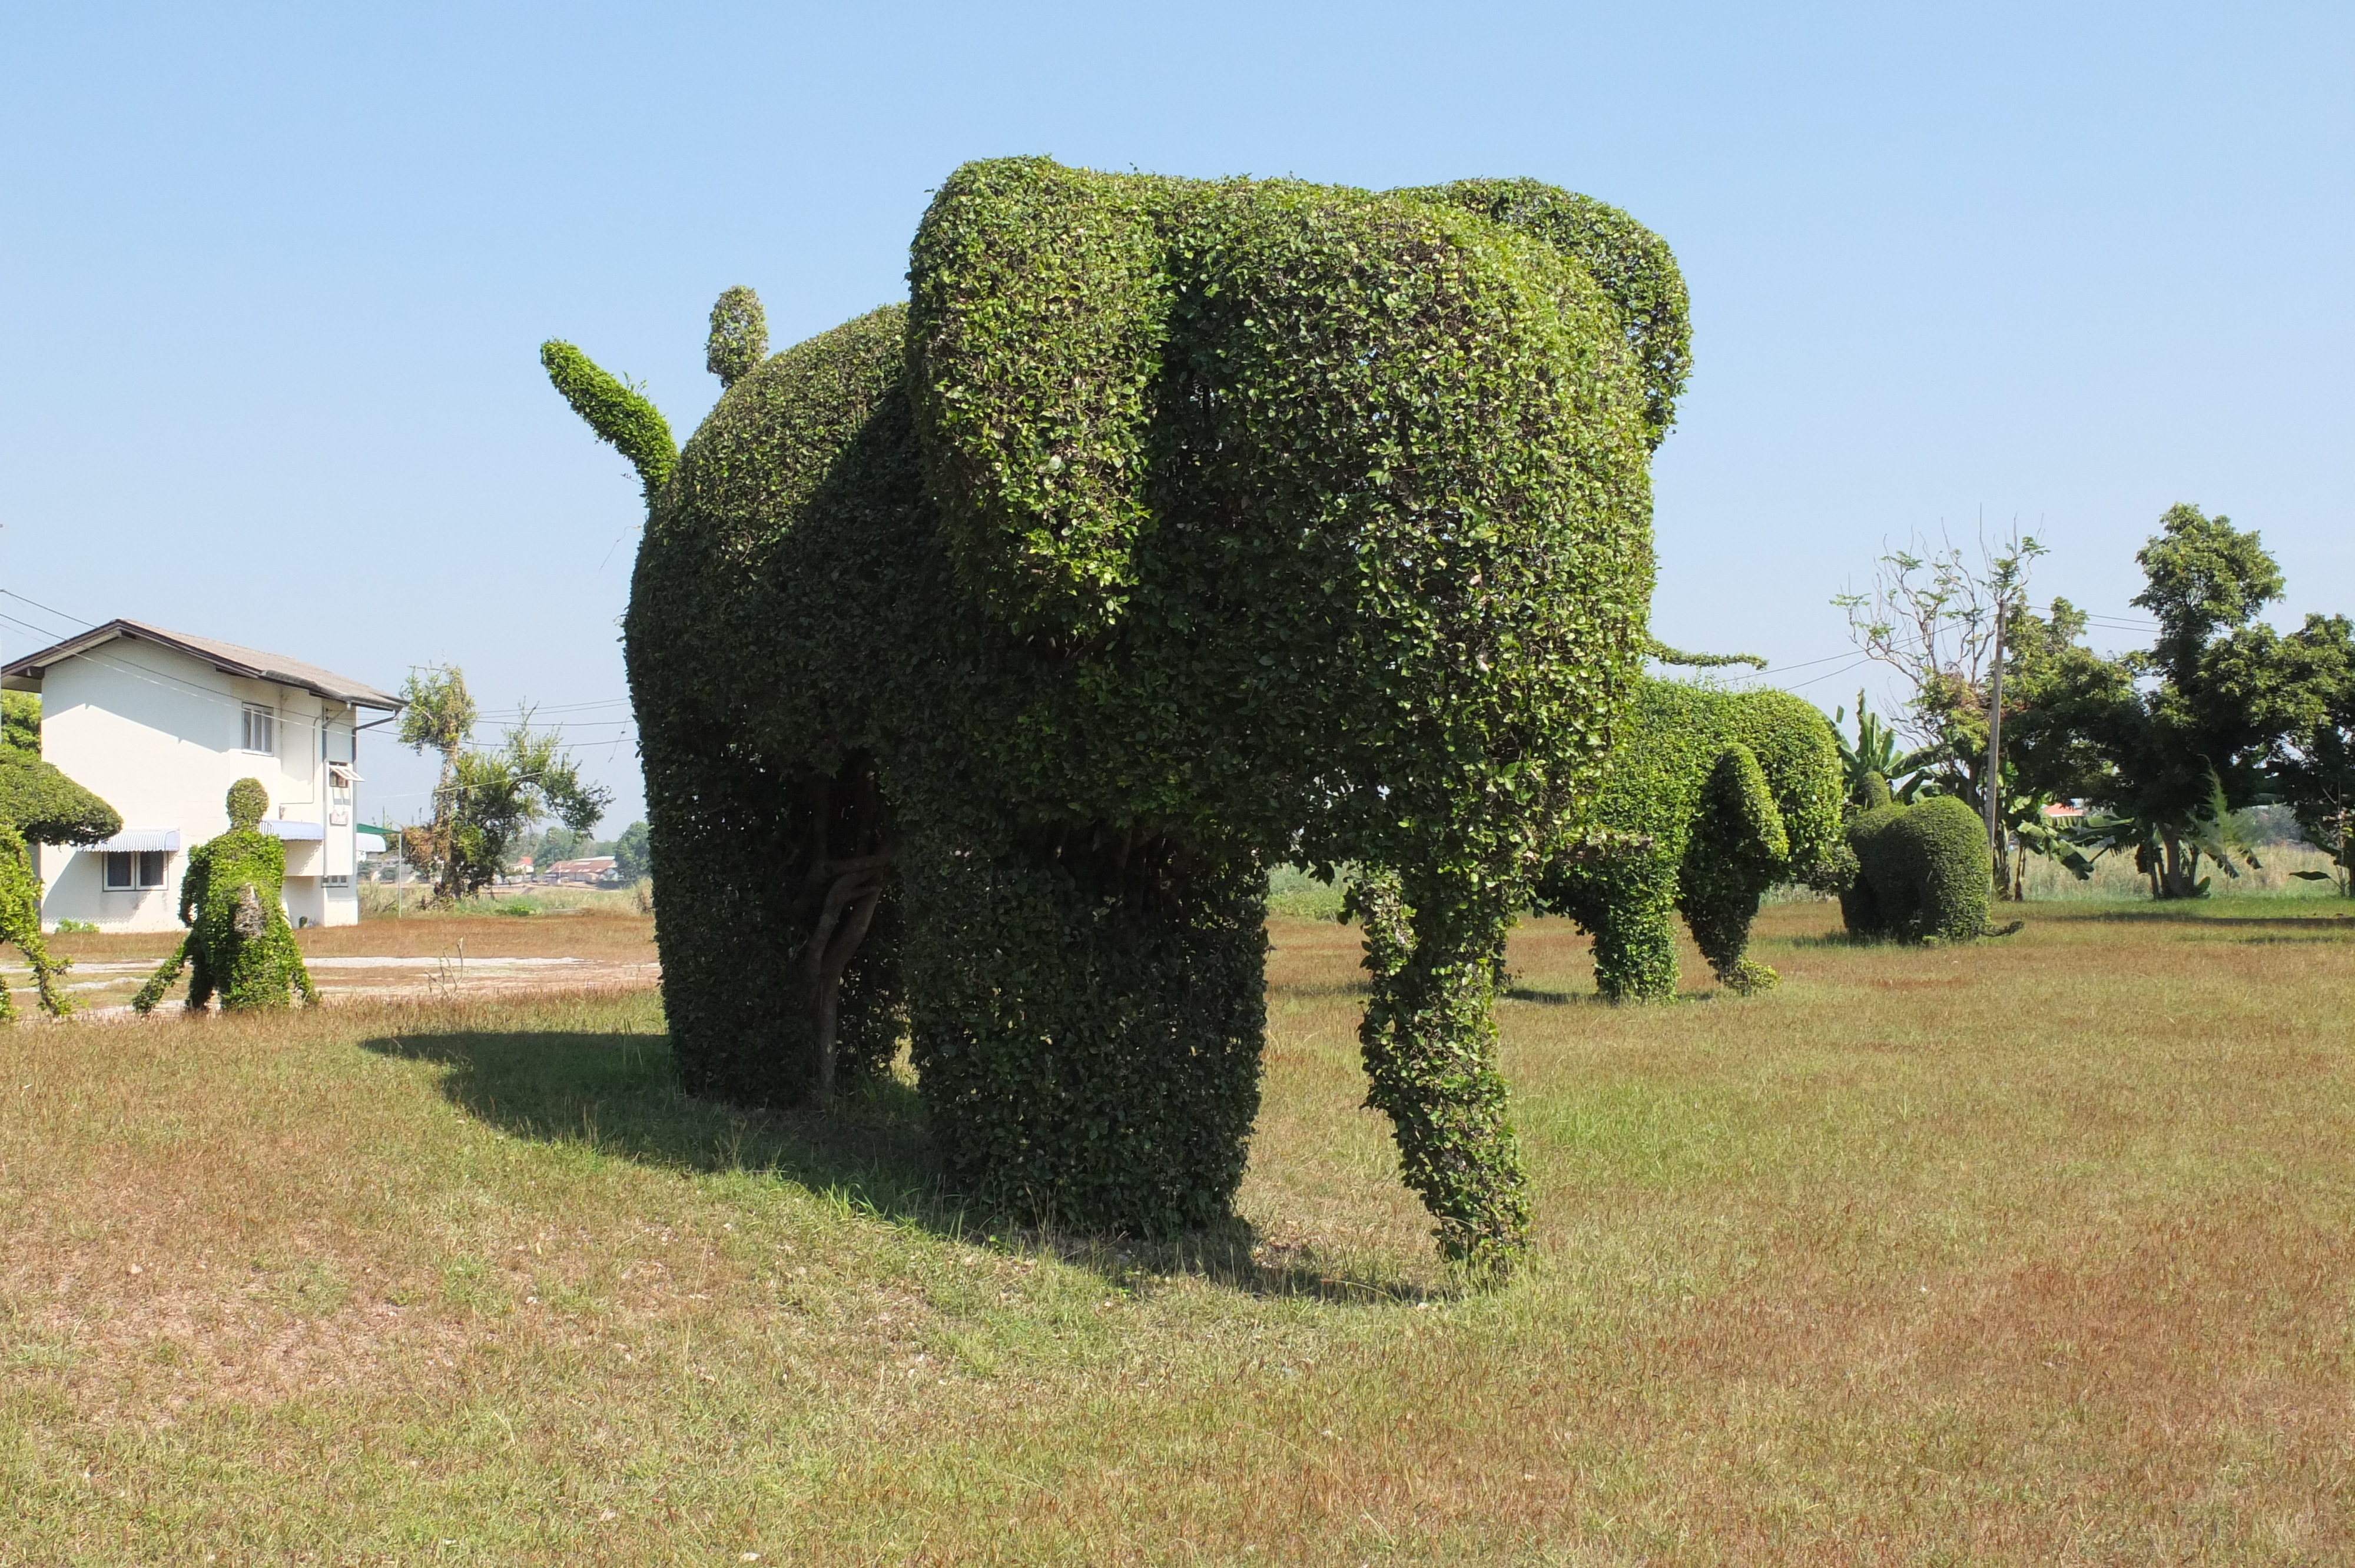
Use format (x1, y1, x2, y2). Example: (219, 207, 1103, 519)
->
(4, 2, 2348, 829)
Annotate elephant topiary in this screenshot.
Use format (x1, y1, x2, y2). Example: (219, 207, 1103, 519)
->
(133, 779, 318, 1014)
(0, 749, 122, 1019)
(1532, 679, 1850, 1000)
(542, 158, 1690, 1269)
(1840, 781, 1995, 943)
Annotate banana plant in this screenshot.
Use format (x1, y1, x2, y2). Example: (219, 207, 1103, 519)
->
(1832, 691, 1945, 812)
(2061, 766, 2261, 897)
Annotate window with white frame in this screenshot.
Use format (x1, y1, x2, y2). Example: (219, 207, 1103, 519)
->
(241, 702, 276, 754)
(104, 851, 169, 890)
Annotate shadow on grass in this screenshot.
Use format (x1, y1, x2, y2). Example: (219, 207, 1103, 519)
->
(1503, 985, 1724, 1006)
(359, 1024, 1445, 1305)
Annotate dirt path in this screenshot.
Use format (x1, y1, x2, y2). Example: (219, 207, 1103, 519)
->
(8, 946, 661, 1018)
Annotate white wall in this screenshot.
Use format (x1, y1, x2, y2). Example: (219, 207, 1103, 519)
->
(33, 638, 366, 932)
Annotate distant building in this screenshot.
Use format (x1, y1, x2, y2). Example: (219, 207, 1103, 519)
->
(1, 620, 401, 932)
(545, 855, 616, 883)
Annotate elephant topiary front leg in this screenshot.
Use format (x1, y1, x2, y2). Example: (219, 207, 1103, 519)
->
(1584, 868, 1682, 1003)
(1349, 867, 1531, 1274)
(904, 826, 1267, 1237)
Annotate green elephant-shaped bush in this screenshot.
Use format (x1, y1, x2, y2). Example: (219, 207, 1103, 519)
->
(134, 779, 317, 1014)
(1840, 782, 1994, 943)
(543, 158, 1691, 1269)
(1533, 679, 1850, 999)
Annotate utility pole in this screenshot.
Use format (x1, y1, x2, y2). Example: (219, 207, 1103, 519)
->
(1984, 592, 2006, 896)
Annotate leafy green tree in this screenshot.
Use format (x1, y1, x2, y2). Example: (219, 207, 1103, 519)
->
(397, 666, 611, 901)
(1, 693, 38, 757)
(611, 820, 652, 881)
(1835, 531, 2083, 894)
(1836, 533, 2044, 820)
(531, 825, 581, 869)
(2263, 614, 2355, 892)
(2008, 506, 2338, 898)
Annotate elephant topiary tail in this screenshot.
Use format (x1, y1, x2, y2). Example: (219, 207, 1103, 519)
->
(540, 341, 677, 498)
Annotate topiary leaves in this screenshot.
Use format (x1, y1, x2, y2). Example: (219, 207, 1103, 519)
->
(706, 285, 768, 388)
(1399, 179, 1693, 450)
(908, 158, 1169, 639)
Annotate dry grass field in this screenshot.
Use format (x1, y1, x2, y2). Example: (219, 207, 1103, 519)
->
(3, 898, 2350, 1563)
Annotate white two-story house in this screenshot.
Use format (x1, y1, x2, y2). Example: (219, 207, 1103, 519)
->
(2, 620, 402, 932)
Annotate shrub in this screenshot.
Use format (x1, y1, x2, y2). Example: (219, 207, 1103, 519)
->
(1534, 679, 1850, 999)
(134, 780, 317, 1013)
(0, 751, 121, 1021)
(1842, 790, 1994, 942)
(0, 752, 122, 846)
(549, 158, 1684, 1269)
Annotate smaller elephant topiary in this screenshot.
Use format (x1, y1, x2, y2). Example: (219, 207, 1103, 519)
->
(1840, 779, 1995, 943)
(0, 750, 123, 1020)
(133, 779, 317, 1014)
(1533, 679, 1852, 1001)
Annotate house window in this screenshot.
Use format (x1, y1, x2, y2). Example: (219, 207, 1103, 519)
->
(104, 851, 168, 890)
(241, 703, 276, 753)
(323, 874, 351, 889)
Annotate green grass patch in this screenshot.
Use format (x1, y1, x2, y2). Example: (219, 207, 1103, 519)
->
(2, 903, 2351, 1562)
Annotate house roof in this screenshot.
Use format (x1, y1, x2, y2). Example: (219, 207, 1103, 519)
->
(1, 619, 402, 710)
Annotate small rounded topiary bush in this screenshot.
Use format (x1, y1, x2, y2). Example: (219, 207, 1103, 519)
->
(1840, 786, 1994, 943)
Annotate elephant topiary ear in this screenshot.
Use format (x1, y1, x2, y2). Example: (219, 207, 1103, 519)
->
(1400, 179, 1691, 450)
(907, 158, 1170, 637)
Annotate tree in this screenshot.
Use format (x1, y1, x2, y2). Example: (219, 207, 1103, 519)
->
(2009, 506, 2337, 898)
(1, 692, 39, 756)
(611, 820, 652, 881)
(1835, 530, 2052, 893)
(531, 824, 581, 869)
(396, 665, 611, 901)
(2263, 614, 2355, 893)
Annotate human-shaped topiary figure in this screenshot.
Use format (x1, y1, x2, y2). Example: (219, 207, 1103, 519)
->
(0, 749, 123, 1020)
(1533, 679, 1852, 1000)
(133, 778, 317, 1014)
(543, 159, 1693, 1271)
(1840, 777, 1998, 943)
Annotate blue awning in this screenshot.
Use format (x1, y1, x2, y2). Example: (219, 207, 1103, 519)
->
(258, 819, 324, 841)
(92, 829, 180, 852)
